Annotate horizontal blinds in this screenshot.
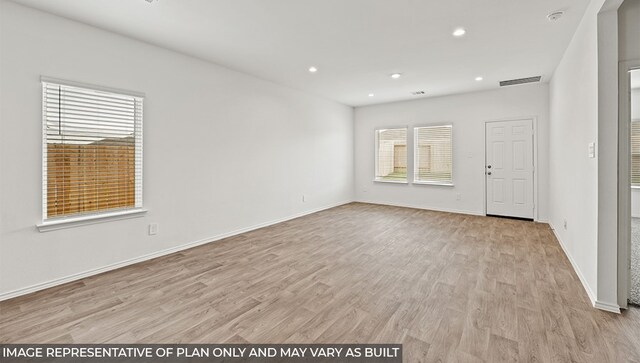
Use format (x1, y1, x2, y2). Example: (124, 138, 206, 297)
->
(632, 121, 640, 187)
(43, 81, 143, 220)
(375, 128, 407, 182)
(414, 125, 452, 184)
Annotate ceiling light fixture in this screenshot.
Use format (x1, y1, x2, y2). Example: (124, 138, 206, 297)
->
(390, 73, 402, 79)
(308, 66, 318, 73)
(475, 76, 484, 81)
(453, 28, 466, 37)
(368, 93, 375, 97)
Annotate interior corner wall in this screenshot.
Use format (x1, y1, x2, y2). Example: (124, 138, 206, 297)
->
(354, 84, 550, 221)
(548, 0, 633, 310)
(0, 1, 354, 298)
(549, 0, 604, 306)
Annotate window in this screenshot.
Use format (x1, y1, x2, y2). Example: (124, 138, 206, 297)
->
(375, 128, 407, 182)
(414, 125, 453, 185)
(42, 79, 143, 221)
(632, 120, 640, 187)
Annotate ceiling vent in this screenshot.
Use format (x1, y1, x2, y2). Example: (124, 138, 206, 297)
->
(547, 11, 565, 22)
(412, 91, 426, 96)
(499, 76, 542, 87)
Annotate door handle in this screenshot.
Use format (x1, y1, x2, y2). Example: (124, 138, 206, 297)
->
(487, 165, 492, 169)
(487, 172, 492, 176)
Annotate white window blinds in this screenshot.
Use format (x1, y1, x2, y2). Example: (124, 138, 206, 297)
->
(375, 128, 407, 182)
(42, 80, 143, 220)
(414, 125, 453, 184)
(632, 120, 640, 187)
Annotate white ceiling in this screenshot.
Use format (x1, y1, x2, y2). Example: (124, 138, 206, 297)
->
(12, 0, 590, 106)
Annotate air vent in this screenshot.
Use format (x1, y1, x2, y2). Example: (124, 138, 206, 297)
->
(412, 91, 426, 96)
(500, 76, 542, 87)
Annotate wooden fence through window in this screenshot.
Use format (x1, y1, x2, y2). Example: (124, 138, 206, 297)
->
(47, 140, 135, 218)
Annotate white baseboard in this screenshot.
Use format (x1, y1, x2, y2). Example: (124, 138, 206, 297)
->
(549, 223, 621, 314)
(594, 300, 622, 313)
(0, 200, 353, 302)
(355, 200, 485, 217)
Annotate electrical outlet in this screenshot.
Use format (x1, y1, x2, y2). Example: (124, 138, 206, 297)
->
(149, 223, 158, 236)
(302, 195, 307, 202)
(563, 219, 567, 230)
(456, 193, 461, 201)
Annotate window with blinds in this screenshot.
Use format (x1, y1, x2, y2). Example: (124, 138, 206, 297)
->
(42, 79, 143, 220)
(375, 128, 407, 182)
(632, 120, 640, 187)
(414, 125, 453, 184)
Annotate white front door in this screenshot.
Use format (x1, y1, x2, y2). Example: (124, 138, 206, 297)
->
(485, 119, 534, 219)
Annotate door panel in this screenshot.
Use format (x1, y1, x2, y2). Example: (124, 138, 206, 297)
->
(513, 179, 525, 205)
(513, 141, 525, 170)
(493, 142, 504, 169)
(486, 119, 534, 219)
(492, 179, 504, 203)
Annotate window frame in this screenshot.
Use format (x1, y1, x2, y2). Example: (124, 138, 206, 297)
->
(37, 77, 146, 232)
(413, 123, 454, 186)
(374, 126, 409, 184)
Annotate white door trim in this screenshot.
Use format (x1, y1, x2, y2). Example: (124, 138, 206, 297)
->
(483, 117, 539, 221)
(618, 60, 640, 309)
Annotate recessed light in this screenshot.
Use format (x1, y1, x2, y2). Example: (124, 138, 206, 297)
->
(308, 66, 318, 73)
(475, 76, 484, 81)
(453, 28, 466, 37)
(390, 73, 402, 79)
(368, 93, 375, 97)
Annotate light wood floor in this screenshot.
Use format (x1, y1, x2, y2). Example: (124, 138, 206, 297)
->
(1, 203, 639, 362)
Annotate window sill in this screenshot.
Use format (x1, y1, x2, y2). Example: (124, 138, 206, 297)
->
(373, 179, 409, 184)
(413, 181, 455, 187)
(37, 208, 148, 232)
(632, 186, 640, 190)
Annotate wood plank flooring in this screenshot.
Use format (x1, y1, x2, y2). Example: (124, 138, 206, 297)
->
(1, 203, 639, 362)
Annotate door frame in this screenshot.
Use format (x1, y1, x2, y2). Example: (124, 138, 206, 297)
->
(483, 117, 539, 221)
(618, 60, 640, 309)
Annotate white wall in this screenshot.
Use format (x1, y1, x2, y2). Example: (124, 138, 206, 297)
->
(0, 1, 354, 298)
(548, 0, 630, 310)
(354, 84, 550, 220)
(549, 0, 640, 312)
(549, 0, 600, 306)
(632, 189, 640, 218)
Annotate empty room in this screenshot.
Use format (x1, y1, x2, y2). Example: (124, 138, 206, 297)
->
(0, 0, 639, 362)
